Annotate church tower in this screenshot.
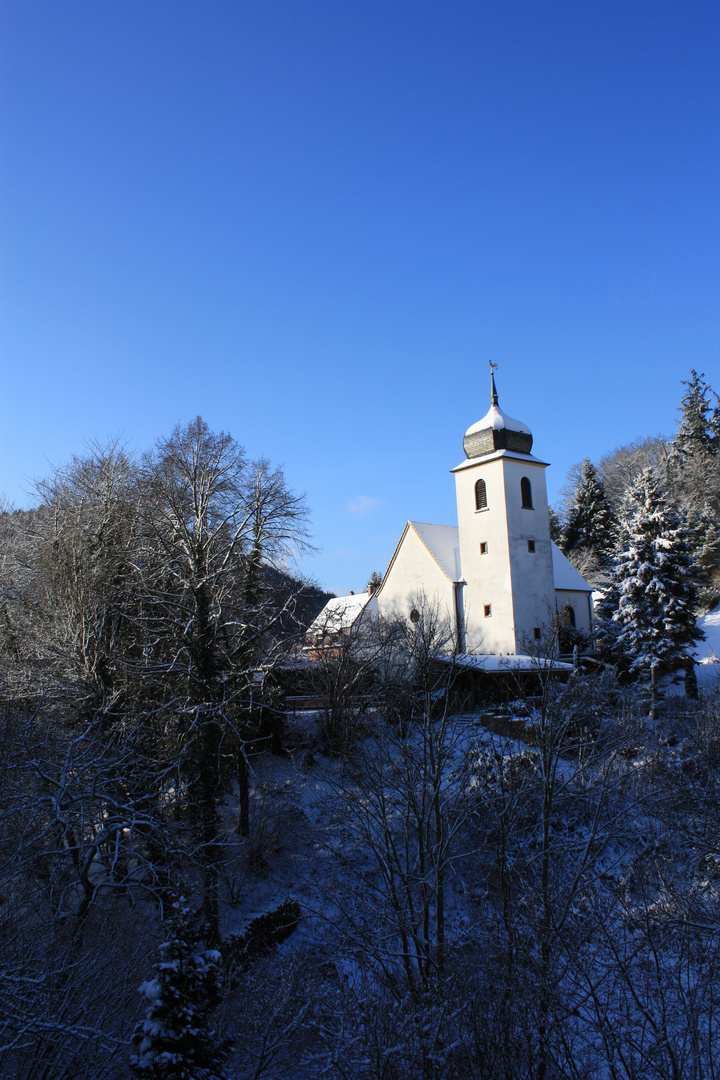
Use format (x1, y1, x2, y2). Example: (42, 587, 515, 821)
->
(452, 371, 556, 653)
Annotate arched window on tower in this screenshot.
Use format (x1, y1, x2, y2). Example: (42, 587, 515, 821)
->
(475, 478, 488, 511)
(520, 476, 533, 509)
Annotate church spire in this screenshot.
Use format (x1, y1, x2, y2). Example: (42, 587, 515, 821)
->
(462, 361, 533, 459)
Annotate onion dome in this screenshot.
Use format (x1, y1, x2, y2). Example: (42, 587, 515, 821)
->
(463, 371, 533, 459)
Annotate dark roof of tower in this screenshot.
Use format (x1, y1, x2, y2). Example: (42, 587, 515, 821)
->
(463, 372, 533, 459)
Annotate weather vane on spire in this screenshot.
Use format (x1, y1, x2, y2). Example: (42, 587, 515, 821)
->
(489, 360, 499, 406)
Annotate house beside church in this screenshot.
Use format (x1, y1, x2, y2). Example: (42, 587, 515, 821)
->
(308, 373, 593, 659)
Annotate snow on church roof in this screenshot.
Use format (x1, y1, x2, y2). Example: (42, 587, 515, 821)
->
(462, 372, 534, 459)
(551, 543, 593, 591)
(464, 403, 532, 439)
(410, 521, 462, 580)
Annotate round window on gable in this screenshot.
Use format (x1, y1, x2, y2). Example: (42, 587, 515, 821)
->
(410, 608, 420, 623)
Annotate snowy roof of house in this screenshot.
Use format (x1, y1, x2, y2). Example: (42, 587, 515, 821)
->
(410, 521, 462, 580)
(306, 592, 371, 636)
(440, 652, 574, 673)
(551, 542, 593, 592)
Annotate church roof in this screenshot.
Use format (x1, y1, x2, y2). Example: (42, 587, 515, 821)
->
(405, 521, 591, 593)
(465, 403, 532, 439)
(551, 543, 593, 591)
(410, 521, 462, 580)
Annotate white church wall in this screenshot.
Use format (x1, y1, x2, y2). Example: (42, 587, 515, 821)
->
(555, 589, 594, 637)
(501, 456, 556, 649)
(454, 457, 517, 653)
(376, 526, 456, 636)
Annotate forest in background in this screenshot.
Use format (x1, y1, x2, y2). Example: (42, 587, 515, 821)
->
(1, 374, 719, 1079)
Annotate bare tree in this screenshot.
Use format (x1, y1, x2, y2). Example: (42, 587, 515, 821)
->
(465, 652, 644, 1079)
(302, 603, 408, 754)
(132, 417, 310, 940)
(0, 695, 164, 1080)
(597, 436, 670, 511)
(320, 605, 466, 1004)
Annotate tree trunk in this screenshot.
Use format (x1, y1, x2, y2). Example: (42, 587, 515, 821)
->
(237, 748, 250, 837)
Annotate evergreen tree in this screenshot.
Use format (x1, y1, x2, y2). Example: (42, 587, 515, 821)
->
(366, 570, 383, 593)
(547, 505, 563, 544)
(606, 469, 703, 678)
(560, 458, 614, 572)
(673, 369, 720, 460)
(131, 902, 231, 1079)
(668, 372, 720, 595)
(686, 507, 720, 591)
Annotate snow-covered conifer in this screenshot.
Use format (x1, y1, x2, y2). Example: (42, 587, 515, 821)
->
(673, 369, 720, 460)
(547, 505, 563, 544)
(560, 458, 614, 573)
(668, 372, 720, 592)
(130, 902, 230, 1079)
(607, 469, 703, 678)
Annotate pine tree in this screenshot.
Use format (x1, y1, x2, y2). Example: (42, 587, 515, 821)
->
(560, 458, 614, 572)
(130, 902, 231, 1079)
(607, 469, 703, 679)
(673, 369, 720, 460)
(686, 508, 720, 589)
(668, 372, 720, 595)
(366, 570, 383, 593)
(547, 505, 563, 544)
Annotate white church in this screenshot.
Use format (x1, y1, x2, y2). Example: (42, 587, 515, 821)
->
(310, 372, 593, 661)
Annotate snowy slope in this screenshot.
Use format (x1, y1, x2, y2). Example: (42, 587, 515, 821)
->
(695, 603, 720, 690)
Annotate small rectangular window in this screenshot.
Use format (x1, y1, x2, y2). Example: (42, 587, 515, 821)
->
(527, 539, 536, 553)
(533, 627, 541, 640)
(484, 604, 492, 617)
(480, 542, 488, 555)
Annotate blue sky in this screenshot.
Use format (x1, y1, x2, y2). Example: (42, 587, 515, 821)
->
(2, 1, 718, 594)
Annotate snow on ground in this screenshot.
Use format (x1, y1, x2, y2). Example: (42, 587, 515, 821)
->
(695, 603, 720, 691)
(217, 704, 605, 949)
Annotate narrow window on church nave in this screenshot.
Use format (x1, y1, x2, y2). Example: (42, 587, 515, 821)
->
(484, 604, 492, 617)
(480, 541, 488, 554)
(527, 539, 535, 553)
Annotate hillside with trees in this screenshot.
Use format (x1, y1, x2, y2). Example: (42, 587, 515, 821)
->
(1, 383, 719, 1079)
